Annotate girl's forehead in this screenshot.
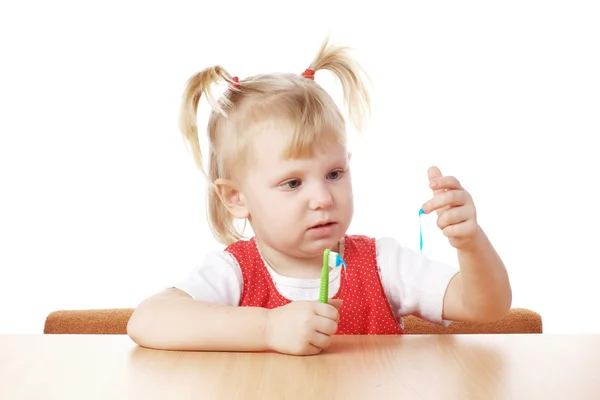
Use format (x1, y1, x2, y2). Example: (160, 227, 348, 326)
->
(249, 134, 347, 173)
(249, 131, 293, 167)
(251, 127, 344, 160)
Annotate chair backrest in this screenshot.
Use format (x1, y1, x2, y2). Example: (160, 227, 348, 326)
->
(44, 307, 542, 335)
(403, 308, 543, 334)
(45, 308, 134, 335)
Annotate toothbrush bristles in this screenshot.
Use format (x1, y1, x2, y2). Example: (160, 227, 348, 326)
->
(328, 251, 346, 272)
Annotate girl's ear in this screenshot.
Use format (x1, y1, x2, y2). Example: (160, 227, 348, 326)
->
(213, 178, 249, 219)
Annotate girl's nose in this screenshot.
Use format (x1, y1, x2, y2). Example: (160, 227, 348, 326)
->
(308, 184, 334, 210)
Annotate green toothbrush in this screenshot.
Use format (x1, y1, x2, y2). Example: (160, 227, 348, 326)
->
(319, 248, 347, 303)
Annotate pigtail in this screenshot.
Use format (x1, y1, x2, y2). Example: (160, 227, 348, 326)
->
(305, 37, 372, 133)
(178, 66, 238, 176)
(178, 66, 242, 245)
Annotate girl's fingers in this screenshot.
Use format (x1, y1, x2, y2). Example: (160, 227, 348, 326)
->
(310, 331, 333, 349)
(441, 219, 479, 239)
(429, 175, 463, 191)
(436, 205, 473, 230)
(422, 190, 470, 215)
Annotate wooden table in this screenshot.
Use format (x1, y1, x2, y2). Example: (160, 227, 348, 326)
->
(1, 334, 599, 399)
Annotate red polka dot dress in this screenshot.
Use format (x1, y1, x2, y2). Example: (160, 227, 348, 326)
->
(225, 234, 404, 335)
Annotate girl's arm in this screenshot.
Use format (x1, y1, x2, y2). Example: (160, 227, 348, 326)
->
(127, 288, 270, 351)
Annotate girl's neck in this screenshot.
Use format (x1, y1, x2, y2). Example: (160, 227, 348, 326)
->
(254, 239, 341, 279)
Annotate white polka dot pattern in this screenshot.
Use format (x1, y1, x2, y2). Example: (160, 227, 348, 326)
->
(225, 235, 404, 335)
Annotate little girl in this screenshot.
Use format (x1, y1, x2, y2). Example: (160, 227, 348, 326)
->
(127, 38, 512, 356)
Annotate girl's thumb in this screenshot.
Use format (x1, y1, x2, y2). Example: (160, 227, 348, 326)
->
(327, 299, 343, 309)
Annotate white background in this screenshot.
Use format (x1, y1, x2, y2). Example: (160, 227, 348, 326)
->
(1, 1, 598, 334)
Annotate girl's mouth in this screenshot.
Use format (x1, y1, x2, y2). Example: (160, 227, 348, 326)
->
(310, 222, 336, 229)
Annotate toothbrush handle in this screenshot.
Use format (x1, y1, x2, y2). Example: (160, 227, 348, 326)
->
(319, 266, 329, 303)
(319, 250, 330, 303)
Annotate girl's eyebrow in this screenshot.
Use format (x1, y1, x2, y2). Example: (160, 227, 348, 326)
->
(272, 154, 349, 180)
(273, 167, 306, 182)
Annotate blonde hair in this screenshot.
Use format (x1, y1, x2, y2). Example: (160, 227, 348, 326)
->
(178, 37, 371, 245)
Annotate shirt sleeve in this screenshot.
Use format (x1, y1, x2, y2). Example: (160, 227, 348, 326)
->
(172, 250, 243, 306)
(376, 236, 459, 326)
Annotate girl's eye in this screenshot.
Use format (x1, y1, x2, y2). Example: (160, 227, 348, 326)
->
(283, 179, 301, 189)
(327, 170, 343, 180)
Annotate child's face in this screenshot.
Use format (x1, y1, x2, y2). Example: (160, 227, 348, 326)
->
(239, 129, 353, 259)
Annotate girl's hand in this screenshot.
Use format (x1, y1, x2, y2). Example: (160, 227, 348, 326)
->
(421, 166, 480, 250)
(265, 299, 342, 356)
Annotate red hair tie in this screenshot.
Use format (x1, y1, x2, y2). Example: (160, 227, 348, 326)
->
(301, 69, 315, 80)
(231, 76, 239, 88)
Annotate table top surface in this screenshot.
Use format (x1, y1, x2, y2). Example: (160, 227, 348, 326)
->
(1, 333, 599, 399)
